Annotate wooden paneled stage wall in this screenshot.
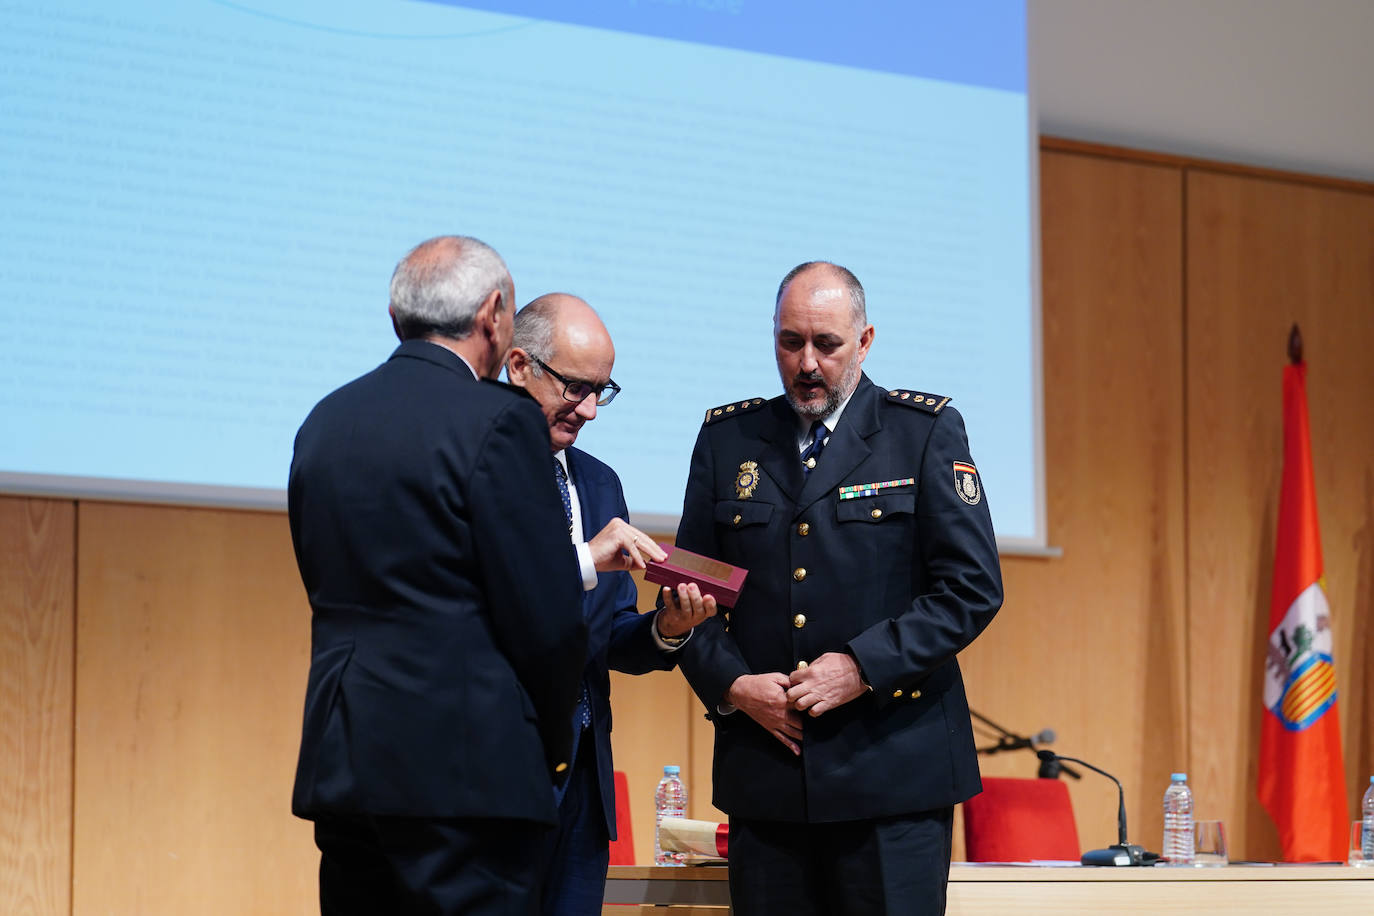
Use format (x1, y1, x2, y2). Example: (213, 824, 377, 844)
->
(3, 139, 1373, 913)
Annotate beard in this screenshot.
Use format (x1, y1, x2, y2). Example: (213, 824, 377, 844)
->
(782, 357, 862, 420)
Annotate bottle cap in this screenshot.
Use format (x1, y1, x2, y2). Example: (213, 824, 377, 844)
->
(664, 765, 680, 775)
(1171, 772, 1187, 781)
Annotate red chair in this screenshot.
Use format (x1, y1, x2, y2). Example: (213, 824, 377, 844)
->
(608, 770, 636, 865)
(962, 776, 1081, 862)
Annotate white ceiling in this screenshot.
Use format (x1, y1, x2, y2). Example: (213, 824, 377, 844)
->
(1032, 0, 1374, 183)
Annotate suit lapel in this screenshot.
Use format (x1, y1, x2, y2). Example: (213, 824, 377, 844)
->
(755, 399, 805, 506)
(795, 376, 882, 515)
(565, 448, 595, 536)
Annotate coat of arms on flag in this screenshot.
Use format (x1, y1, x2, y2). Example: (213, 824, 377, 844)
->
(1262, 582, 1336, 731)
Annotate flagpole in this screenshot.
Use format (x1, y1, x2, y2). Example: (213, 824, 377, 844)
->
(1289, 323, 1302, 364)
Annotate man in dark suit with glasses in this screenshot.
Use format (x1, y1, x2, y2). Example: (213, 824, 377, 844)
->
(507, 292, 717, 916)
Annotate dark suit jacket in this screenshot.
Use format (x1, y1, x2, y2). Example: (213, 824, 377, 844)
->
(289, 340, 587, 825)
(675, 374, 1003, 823)
(565, 446, 675, 839)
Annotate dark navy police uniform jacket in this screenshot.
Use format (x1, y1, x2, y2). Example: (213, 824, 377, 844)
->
(675, 373, 1003, 823)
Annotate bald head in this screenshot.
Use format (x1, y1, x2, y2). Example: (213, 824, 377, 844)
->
(774, 260, 867, 332)
(513, 294, 614, 368)
(773, 260, 874, 419)
(508, 293, 617, 451)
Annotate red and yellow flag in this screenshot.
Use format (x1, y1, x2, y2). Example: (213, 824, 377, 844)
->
(1256, 360, 1348, 861)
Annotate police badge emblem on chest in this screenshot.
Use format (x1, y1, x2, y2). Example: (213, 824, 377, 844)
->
(953, 461, 982, 505)
(735, 461, 760, 499)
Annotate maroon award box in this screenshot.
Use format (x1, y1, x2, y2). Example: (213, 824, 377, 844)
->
(644, 544, 748, 608)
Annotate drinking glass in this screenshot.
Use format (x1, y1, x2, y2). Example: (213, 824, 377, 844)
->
(1192, 820, 1228, 866)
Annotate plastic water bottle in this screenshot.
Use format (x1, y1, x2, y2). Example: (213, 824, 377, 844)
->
(1361, 776, 1374, 863)
(654, 765, 687, 866)
(1162, 773, 1195, 865)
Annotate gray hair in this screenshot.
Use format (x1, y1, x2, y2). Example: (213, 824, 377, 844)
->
(389, 235, 513, 340)
(511, 294, 565, 376)
(774, 261, 867, 329)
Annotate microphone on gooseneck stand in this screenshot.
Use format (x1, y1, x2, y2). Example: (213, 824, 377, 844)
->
(1035, 750, 1160, 867)
(1036, 746, 1081, 780)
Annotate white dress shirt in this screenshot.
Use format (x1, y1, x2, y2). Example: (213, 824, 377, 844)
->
(553, 449, 599, 592)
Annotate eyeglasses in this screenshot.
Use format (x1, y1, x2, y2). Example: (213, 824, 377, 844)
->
(531, 356, 621, 406)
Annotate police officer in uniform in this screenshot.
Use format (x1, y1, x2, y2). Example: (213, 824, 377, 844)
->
(674, 261, 1003, 915)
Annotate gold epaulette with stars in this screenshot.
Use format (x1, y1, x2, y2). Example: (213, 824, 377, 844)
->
(886, 389, 951, 414)
(703, 397, 766, 425)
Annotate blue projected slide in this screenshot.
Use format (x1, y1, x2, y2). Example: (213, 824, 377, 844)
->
(0, 0, 1040, 546)
(427, 1, 1025, 87)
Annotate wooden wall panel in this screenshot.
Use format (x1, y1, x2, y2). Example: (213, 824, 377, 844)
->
(958, 149, 1188, 856)
(72, 503, 315, 915)
(0, 497, 74, 916)
(1185, 171, 1374, 861)
(608, 572, 701, 866)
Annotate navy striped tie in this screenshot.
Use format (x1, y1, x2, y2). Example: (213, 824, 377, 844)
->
(553, 459, 573, 534)
(801, 421, 828, 475)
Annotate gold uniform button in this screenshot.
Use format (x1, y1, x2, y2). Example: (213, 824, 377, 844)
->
(732, 514, 742, 526)
(797, 522, 810, 536)
(912, 690, 922, 699)
(796, 660, 808, 669)
(870, 508, 882, 519)
(892, 689, 904, 698)
(793, 613, 807, 629)
(805, 457, 817, 469)
(555, 762, 569, 773)
(792, 567, 807, 582)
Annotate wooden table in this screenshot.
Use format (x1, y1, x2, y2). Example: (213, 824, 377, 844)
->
(603, 863, 1374, 914)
